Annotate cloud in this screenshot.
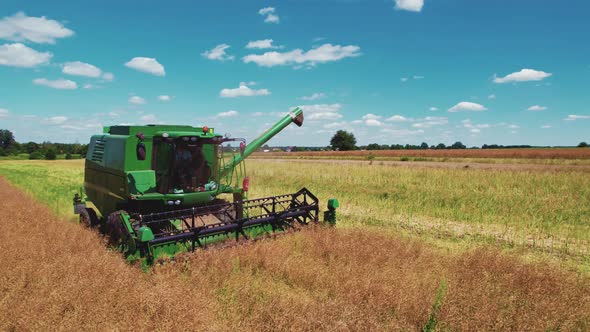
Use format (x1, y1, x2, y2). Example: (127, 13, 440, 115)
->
(541, 125, 552, 129)
(201, 44, 234, 61)
(380, 128, 424, 136)
(448, 101, 487, 112)
(102, 72, 114, 81)
(252, 112, 264, 117)
(295, 104, 343, 120)
(394, 0, 424, 12)
(157, 95, 171, 101)
(125, 57, 165, 76)
(493, 68, 552, 84)
(246, 39, 281, 49)
(0, 12, 74, 44)
(243, 43, 361, 68)
(47, 116, 68, 124)
(462, 119, 490, 132)
(62, 61, 102, 78)
(0, 108, 8, 117)
(33, 78, 77, 90)
(0, 43, 52, 67)
(527, 105, 547, 111)
(413, 75, 424, 79)
(323, 121, 348, 129)
(488, 94, 496, 100)
(564, 115, 590, 121)
(429, 107, 439, 111)
(386, 115, 408, 122)
(400, 77, 408, 82)
(217, 110, 239, 118)
(361, 113, 383, 126)
(220, 82, 270, 98)
(129, 96, 146, 104)
(299, 92, 326, 101)
(259, 7, 280, 23)
(140, 114, 158, 123)
(412, 116, 448, 128)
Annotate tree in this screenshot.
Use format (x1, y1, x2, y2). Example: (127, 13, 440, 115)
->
(420, 142, 429, 149)
(65, 153, 73, 160)
(330, 130, 356, 151)
(45, 148, 57, 160)
(29, 151, 44, 160)
(0, 129, 15, 149)
(450, 141, 466, 149)
(578, 142, 589, 148)
(436, 143, 446, 150)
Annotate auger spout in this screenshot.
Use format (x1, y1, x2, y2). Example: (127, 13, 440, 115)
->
(220, 107, 304, 177)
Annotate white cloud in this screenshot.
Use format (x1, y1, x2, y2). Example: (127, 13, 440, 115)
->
(493, 68, 552, 84)
(400, 77, 408, 82)
(394, 0, 424, 12)
(243, 43, 361, 68)
(564, 115, 590, 121)
(323, 121, 347, 129)
(299, 92, 326, 101)
(413, 75, 424, 79)
(47, 116, 68, 124)
(252, 112, 264, 117)
(448, 101, 487, 112)
(220, 82, 270, 98)
(0, 108, 8, 117)
(62, 61, 102, 78)
(128, 96, 146, 104)
(361, 113, 383, 126)
(462, 119, 490, 131)
(0, 43, 52, 67)
(201, 44, 234, 61)
(246, 39, 281, 49)
(362, 113, 382, 120)
(102, 72, 114, 81)
(429, 107, 439, 111)
(541, 125, 552, 129)
(33, 78, 77, 90)
(157, 95, 171, 101)
(296, 104, 343, 120)
(125, 57, 165, 76)
(82, 84, 95, 89)
(508, 124, 520, 129)
(0, 12, 74, 44)
(527, 105, 547, 111)
(140, 114, 158, 123)
(217, 110, 239, 118)
(412, 116, 448, 128)
(470, 128, 481, 133)
(380, 128, 424, 136)
(259, 7, 280, 24)
(488, 94, 496, 100)
(386, 115, 408, 122)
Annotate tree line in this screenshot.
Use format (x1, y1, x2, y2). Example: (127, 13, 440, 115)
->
(329, 130, 589, 151)
(0, 129, 88, 160)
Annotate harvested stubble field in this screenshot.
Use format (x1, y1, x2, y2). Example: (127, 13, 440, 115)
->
(1, 158, 590, 330)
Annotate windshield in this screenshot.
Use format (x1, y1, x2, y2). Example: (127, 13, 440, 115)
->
(152, 138, 215, 193)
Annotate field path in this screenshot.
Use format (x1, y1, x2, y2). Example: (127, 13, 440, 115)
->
(253, 158, 590, 172)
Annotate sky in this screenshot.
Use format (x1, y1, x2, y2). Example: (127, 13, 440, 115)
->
(0, 0, 589, 147)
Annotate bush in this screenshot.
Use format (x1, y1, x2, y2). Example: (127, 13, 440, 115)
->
(578, 142, 589, 148)
(65, 153, 72, 160)
(29, 152, 44, 160)
(45, 149, 57, 160)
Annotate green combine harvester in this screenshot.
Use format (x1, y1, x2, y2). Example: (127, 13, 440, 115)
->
(74, 107, 338, 263)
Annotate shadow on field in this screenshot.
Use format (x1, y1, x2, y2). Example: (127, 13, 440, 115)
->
(1, 177, 589, 331)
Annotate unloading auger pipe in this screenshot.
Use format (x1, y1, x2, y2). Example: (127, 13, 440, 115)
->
(220, 107, 304, 178)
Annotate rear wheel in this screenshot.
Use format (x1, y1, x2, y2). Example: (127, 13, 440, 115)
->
(79, 208, 99, 228)
(105, 211, 136, 255)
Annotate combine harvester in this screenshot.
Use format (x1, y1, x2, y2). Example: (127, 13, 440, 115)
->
(74, 108, 338, 263)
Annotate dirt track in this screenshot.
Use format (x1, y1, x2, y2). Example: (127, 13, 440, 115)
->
(252, 158, 590, 172)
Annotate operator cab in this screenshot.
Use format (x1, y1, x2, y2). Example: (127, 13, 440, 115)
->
(152, 137, 216, 194)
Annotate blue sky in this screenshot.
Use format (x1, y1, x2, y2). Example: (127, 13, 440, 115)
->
(0, 0, 589, 146)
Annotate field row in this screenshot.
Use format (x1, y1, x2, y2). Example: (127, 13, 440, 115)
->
(254, 148, 590, 161)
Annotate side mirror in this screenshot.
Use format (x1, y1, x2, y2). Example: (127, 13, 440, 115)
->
(136, 143, 146, 160)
